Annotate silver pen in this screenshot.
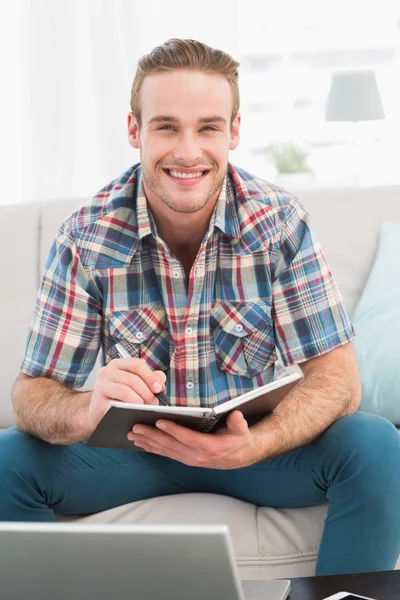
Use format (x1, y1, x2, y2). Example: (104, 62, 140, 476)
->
(114, 342, 169, 406)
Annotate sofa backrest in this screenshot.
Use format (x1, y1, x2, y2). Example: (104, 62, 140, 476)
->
(1, 185, 399, 427)
(295, 185, 400, 317)
(0, 202, 43, 427)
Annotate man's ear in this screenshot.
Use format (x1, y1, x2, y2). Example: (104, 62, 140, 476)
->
(229, 113, 241, 151)
(127, 112, 140, 149)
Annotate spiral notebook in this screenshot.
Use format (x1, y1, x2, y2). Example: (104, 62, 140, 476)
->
(87, 372, 303, 451)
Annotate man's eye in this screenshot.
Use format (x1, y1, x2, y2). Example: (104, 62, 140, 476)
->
(157, 125, 217, 131)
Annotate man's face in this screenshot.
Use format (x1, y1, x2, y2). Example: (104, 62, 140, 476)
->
(127, 70, 240, 214)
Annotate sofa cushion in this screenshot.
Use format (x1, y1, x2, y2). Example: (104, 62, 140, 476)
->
(353, 222, 400, 425)
(56, 493, 327, 579)
(0, 202, 41, 427)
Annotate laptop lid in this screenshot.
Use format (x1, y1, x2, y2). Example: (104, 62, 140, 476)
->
(0, 522, 290, 600)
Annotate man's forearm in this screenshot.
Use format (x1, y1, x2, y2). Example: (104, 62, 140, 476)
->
(12, 375, 93, 445)
(250, 366, 361, 462)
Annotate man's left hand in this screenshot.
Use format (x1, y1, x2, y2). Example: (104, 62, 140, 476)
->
(127, 411, 263, 469)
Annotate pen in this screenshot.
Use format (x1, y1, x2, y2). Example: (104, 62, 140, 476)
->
(114, 342, 169, 406)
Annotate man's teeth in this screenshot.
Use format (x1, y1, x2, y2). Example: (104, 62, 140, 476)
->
(168, 170, 205, 179)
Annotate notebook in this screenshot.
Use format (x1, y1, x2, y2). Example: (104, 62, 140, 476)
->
(87, 371, 303, 450)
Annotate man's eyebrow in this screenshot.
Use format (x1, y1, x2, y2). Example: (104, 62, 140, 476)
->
(148, 115, 227, 125)
(148, 116, 177, 124)
(198, 116, 227, 125)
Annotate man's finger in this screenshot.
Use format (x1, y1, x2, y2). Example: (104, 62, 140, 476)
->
(110, 371, 158, 404)
(131, 423, 195, 454)
(113, 357, 166, 398)
(155, 420, 210, 448)
(128, 432, 191, 460)
(225, 411, 248, 434)
(102, 382, 146, 405)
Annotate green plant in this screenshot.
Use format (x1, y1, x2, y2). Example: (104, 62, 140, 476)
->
(264, 142, 313, 174)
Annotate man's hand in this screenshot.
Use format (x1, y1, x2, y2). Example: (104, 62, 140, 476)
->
(87, 358, 167, 434)
(127, 410, 263, 469)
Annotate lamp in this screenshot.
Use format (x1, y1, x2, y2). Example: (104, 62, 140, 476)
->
(325, 70, 385, 184)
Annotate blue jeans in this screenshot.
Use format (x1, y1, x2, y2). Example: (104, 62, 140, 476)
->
(0, 412, 399, 576)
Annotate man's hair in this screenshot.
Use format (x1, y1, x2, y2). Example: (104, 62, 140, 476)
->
(130, 38, 240, 127)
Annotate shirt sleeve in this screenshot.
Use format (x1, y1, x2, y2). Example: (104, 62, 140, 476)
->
(20, 223, 103, 387)
(271, 198, 355, 367)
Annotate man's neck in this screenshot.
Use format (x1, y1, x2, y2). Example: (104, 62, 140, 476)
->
(146, 195, 220, 259)
(156, 219, 208, 275)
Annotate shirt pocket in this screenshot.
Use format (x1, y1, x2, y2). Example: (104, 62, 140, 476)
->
(210, 301, 276, 378)
(107, 305, 170, 372)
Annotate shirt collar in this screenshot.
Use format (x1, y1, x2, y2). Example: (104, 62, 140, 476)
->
(108, 162, 274, 262)
(130, 163, 244, 248)
(214, 166, 241, 241)
(135, 170, 158, 241)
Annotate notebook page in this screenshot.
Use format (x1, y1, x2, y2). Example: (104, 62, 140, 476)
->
(213, 372, 303, 415)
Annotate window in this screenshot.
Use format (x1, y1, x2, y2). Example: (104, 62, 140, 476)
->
(234, 0, 400, 187)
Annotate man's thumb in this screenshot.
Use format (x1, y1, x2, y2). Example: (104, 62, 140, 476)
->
(226, 410, 248, 434)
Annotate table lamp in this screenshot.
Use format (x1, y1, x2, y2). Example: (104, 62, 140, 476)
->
(325, 70, 385, 184)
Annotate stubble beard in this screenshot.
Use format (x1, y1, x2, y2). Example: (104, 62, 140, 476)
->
(141, 163, 227, 214)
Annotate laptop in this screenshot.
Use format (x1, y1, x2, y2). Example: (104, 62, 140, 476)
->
(0, 522, 290, 600)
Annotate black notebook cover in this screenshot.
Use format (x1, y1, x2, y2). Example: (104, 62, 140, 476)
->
(87, 373, 302, 451)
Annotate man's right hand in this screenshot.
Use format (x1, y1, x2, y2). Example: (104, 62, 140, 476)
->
(87, 358, 167, 433)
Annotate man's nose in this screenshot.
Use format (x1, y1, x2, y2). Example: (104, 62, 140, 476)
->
(174, 132, 202, 164)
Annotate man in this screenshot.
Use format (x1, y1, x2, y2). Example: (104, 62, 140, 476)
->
(1, 39, 399, 575)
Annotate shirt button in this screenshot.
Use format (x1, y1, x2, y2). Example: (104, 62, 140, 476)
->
(235, 324, 244, 333)
(135, 331, 144, 340)
(185, 326, 193, 335)
(186, 381, 195, 390)
(173, 271, 180, 278)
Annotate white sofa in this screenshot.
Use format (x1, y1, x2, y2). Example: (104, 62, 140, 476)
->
(1, 184, 400, 579)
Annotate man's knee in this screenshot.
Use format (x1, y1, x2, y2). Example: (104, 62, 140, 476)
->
(328, 411, 399, 454)
(0, 426, 53, 479)
(323, 411, 400, 493)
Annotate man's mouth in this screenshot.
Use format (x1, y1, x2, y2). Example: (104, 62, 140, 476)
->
(162, 168, 211, 180)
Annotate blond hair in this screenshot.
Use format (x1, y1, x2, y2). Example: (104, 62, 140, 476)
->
(130, 38, 240, 126)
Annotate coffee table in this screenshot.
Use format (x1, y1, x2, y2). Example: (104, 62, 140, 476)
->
(286, 570, 400, 599)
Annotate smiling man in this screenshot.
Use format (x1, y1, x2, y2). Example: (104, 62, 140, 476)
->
(127, 68, 240, 275)
(3, 39, 400, 577)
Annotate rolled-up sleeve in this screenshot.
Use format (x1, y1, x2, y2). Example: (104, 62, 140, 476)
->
(271, 199, 354, 366)
(20, 224, 103, 387)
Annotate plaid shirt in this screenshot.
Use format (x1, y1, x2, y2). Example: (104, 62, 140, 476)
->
(21, 163, 354, 408)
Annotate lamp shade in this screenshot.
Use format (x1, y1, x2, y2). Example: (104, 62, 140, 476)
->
(325, 70, 385, 122)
